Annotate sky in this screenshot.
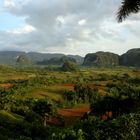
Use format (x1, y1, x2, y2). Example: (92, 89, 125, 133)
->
(0, 0, 140, 56)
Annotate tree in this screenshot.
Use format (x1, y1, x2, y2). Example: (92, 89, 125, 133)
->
(117, 0, 140, 22)
(16, 54, 30, 65)
(64, 90, 76, 104)
(32, 99, 54, 126)
(61, 60, 78, 72)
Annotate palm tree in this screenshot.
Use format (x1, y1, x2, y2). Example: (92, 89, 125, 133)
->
(33, 99, 54, 126)
(117, 0, 140, 22)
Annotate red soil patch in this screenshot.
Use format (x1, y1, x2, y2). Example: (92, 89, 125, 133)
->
(63, 84, 75, 87)
(58, 107, 90, 117)
(46, 107, 90, 126)
(48, 108, 113, 126)
(0, 84, 14, 88)
(57, 107, 90, 125)
(101, 111, 113, 121)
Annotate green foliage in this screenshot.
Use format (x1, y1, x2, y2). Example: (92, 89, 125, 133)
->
(61, 61, 78, 72)
(64, 84, 100, 106)
(0, 110, 23, 122)
(0, 87, 15, 95)
(79, 113, 140, 140)
(117, 0, 140, 22)
(107, 82, 140, 99)
(33, 99, 54, 117)
(52, 128, 85, 140)
(64, 90, 76, 105)
(0, 66, 139, 139)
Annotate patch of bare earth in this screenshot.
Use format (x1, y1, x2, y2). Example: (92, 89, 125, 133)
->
(47, 107, 90, 126)
(0, 84, 14, 88)
(58, 107, 90, 117)
(57, 107, 90, 125)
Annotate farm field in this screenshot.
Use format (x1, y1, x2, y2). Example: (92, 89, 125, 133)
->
(0, 65, 140, 139)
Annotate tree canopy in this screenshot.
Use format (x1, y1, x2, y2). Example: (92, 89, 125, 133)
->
(117, 0, 140, 22)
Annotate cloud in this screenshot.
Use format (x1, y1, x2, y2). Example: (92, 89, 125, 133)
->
(7, 25, 36, 34)
(78, 19, 87, 26)
(0, 0, 140, 56)
(4, 0, 15, 8)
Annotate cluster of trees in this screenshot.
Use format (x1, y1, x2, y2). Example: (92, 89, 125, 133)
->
(0, 80, 31, 97)
(64, 84, 100, 105)
(0, 97, 58, 139)
(77, 113, 140, 140)
(94, 85, 139, 115)
(107, 81, 140, 99)
(61, 61, 78, 72)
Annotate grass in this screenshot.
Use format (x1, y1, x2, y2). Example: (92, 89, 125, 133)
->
(0, 110, 23, 122)
(1, 66, 140, 101)
(72, 103, 90, 109)
(12, 85, 72, 102)
(0, 66, 139, 127)
(28, 88, 64, 101)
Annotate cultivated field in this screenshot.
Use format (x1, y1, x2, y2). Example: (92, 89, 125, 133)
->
(0, 65, 140, 139)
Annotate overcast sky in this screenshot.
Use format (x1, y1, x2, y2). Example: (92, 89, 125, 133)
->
(0, 0, 140, 56)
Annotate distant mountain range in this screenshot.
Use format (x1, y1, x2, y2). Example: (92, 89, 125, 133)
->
(37, 56, 77, 65)
(0, 48, 139, 67)
(0, 51, 84, 65)
(83, 48, 140, 67)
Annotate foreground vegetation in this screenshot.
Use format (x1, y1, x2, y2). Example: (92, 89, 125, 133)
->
(0, 65, 140, 140)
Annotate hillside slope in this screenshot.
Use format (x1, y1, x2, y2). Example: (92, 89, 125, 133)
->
(0, 51, 83, 65)
(83, 51, 119, 66)
(120, 48, 140, 67)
